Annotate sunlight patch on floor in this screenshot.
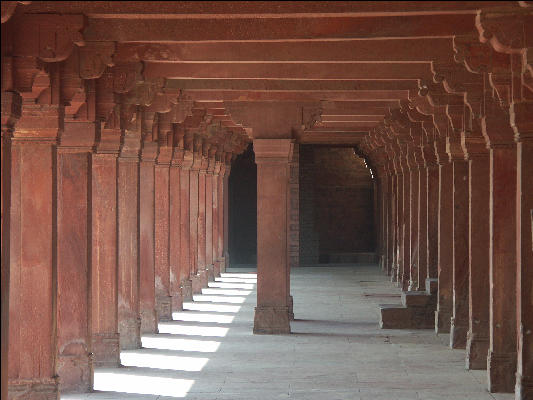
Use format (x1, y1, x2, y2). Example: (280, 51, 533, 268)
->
(183, 302, 242, 313)
(200, 288, 253, 296)
(157, 323, 230, 337)
(192, 294, 247, 304)
(208, 281, 255, 289)
(171, 311, 235, 324)
(120, 350, 210, 372)
(141, 335, 221, 352)
(93, 371, 194, 397)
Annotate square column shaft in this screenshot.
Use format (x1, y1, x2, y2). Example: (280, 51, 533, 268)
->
(253, 139, 293, 335)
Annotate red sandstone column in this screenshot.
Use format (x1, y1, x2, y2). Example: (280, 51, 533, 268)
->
(139, 139, 158, 334)
(205, 152, 215, 281)
(195, 151, 209, 291)
(189, 143, 201, 293)
(391, 143, 403, 284)
(2, 97, 20, 400)
(463, 134, 490, 369)
(423, 138, 439, 293)
(212, 158, 221, 276)
(253, 139, 292, 334)
(223, 154, 231, 272)
(407, 144, 419, 291)
(7, 105, 59, 398)
(217, 159, 226, 274)
(179, 145, 193, 301)
(389, 149, 400, 282)
(415, 144, 428, 291)
(170, 142, 184, 310)
(512, 101, 533, 400)
(435, 136, 453, 334)
(117, 125, 141, 350)
(387, 160, 397, 278)
(55, 121, 94, 391)
(448, 137, 469, 349)
(91, 126, 120, 367)
(482, 108, 517, 393)
(154, 137, 172, 320)
(399, 143, 411, 291)
(381, 168, 390, 274)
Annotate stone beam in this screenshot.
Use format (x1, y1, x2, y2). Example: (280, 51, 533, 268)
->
(115, 39, 454, 62)
(166, 79, 418, 91)
(181, 90, 410, 102)
(144, 62, 433, 80)
(19, 1, 519, 15)
(85, 14, 478, 42)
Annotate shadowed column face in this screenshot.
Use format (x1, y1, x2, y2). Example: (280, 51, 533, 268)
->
(436, 156, 453, 334)
(465, 151, 490, 370)
(117, 142, 141, 350)
(8, 139, 57, 398)
(139, 143, 157, 335)
(253, 139, 292, 335)
(450, 158, 469, 350)
(55, 121, 95, 392)
(513, 102, 533, 400)
(487, 145, 517, 393)
(154, 159, 172, 321)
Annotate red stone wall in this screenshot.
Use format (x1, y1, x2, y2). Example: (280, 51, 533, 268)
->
(299, 146, 376, 264)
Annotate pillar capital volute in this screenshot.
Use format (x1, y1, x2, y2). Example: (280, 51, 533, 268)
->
(446, 134, 467, 162)
(511, 101, 533, 142)
(10, 14, 85, 63)
(253, 138, 294, 164)
(476, 7, 533, 54)
(481, 96, 515, 148)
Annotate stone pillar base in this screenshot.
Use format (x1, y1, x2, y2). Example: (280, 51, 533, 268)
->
(435, 308, 452, 334)
(450, 318, 468, 349)
(214, 260, 222, 277)
(220, 256, 227, 274)
(91, 333, 120, 368)
(172, 291, 184, 313)
(192, 270, 208, 294)
(8, 379, 58, 400)
(379, 291, 436, 329)
(156, 295, 172, 321)
(425, 278, 438, 294)
(140, 309, 158, 334)
(288, 295, 294, 321)
(207, 264, 215, 281)
(181, 280, 193, 302)
(466, 331, 489, 370)
(119, 317, 141, 350)
(488, 351, 517, 393)
(390, 267, 398, 282)
(253, 306, 291, 334)
(515, 373, 533, 400)
(57, 350, 91, 393)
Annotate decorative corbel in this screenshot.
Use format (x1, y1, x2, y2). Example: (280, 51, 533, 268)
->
(11, 14, 85, 62)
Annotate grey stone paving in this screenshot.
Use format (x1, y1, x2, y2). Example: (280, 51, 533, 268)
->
(62, 265, 514, 400)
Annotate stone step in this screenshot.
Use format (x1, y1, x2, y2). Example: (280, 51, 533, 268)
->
(379, 304, 435, 330)
(401, 291, 432, 308)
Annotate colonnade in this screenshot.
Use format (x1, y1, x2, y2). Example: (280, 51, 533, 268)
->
(1, 48, 248, 397)
(357, 57, 532, 396)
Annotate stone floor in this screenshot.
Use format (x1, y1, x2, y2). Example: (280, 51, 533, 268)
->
(62, 265, 514, 400)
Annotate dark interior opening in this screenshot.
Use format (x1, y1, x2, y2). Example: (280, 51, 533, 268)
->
(299, 145, 376, 265)
(228, 143, 257, 266)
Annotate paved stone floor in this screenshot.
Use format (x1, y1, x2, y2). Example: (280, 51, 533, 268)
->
(63, 265, 514, 400)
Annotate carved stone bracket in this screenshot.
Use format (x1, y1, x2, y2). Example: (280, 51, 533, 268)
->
(11, 14, 84, 62)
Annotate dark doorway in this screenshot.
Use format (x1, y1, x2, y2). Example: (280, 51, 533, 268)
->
(228, 144, 257, 266)
(299, 145, 376, 265)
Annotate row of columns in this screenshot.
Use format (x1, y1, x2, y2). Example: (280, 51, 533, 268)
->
(363, 94, 532, 397)
(1, 61, 243, 398)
